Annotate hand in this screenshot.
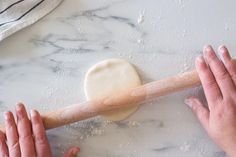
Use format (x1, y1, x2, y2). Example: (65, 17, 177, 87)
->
(0, 103, 80, 157)
(185, 45, 236, 157)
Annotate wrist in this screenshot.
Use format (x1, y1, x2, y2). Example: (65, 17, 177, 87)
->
(224, 145, 236, 157)
(225, 147, 236, 157)
(215, 137, 236, 157)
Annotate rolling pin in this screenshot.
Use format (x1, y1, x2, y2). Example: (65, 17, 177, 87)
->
(41, 70, 200, 129)
(0, 59, 235, 132)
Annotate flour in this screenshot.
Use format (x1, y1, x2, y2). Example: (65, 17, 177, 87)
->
(91, 128, 105, 135)
(179, 56, 190, 74)
(128, 121, 140, 127)
(137, 14, 144, 24)
(224, 23, 229, 31)
(137, 39, 144, 44)
(182, 29, 186, 37)
(180, 142, 191, 152)
(137, 10, 146, 24)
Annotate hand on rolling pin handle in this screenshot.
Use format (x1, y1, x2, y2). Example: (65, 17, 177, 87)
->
(185, 45, 236, 157)
(0, 103, 80, 157)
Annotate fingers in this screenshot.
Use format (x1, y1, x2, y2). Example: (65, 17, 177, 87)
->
(64, 147, 80, 157)
(195, 55, 222, 107)
(4, 105, 52, 157)
(218, 45, 236, 86)
(185, 97, 209, 131)
(16, 103, 36, 157)
(31, 110, 52, 157)
(5, 111, 21, 157)
(203, 45, 235, 97)
(0, 131, 9, 157)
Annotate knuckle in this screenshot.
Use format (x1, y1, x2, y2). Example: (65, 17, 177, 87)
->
(18, 117, 30, 124)
(191, 104, 198, 112)
(8, 125, 16, 133)
(19, 134, 33, 142)
(213, 103, 235, 119)
(204, 80, 218, 90)
(226, 62, 236, 72)
(223, 99, 236, 113)
(10, 140, 19, 150)
(225, 63, 236, 77)
(192, 104, 203, 114)
(214, 110, 224, 120)
(196, 108, 207, 118)
(35, 134, 47, 145)
(216, 70, 229, 81)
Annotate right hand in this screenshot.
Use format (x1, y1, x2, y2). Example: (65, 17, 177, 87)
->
(185, 45, 236, 157)
(0, 103, 80, 157)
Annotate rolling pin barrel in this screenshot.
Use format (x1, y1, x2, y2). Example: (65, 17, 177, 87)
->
(39, 70, 201, 130)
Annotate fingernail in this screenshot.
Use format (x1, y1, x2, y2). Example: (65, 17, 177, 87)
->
(30, 110, 37, 117)
(73, 147, 80, 154)
(16, 103, 23, 111)
(204, 45, 212, 52)
(218, 45, 227, 56)
(218, 45, 226, 62)
(196, 55, 204, 64)
(4, 112, 10, 121)
(203, 45, 214, 56)
(218, 45, 225, 52)
(184, 99, 193, 108)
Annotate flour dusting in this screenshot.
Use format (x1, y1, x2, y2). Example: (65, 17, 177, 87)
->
(137, 10, 146, 24)
(137, 14, 144, 24)
(180, 142, 191, 152)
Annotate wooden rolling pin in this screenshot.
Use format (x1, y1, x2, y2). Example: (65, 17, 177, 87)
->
(41, 70, 200, 129)
(1, 70, 198, 132)
(0, 59, 235, 132)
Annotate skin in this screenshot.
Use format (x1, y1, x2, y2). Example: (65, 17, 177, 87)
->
(1, 45, 236, 156)
(185, 45, 236, 157)
(0, 103, 80, 157)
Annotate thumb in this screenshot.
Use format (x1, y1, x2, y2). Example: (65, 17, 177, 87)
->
(185, 97, 210, 130)
(64, 146, 80, 157)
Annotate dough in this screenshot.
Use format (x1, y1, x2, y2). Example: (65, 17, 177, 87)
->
(84, 58, 141, 121)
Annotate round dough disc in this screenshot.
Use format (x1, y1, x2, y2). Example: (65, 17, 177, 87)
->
(84, 58, 141, 121)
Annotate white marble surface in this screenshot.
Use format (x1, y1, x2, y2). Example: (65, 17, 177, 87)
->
(1, 0, 236, 156)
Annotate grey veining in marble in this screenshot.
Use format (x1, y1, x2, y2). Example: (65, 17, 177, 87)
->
(1, 0, 236, 156)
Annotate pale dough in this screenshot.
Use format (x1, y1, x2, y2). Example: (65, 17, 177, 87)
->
(84, 58, 141, 121)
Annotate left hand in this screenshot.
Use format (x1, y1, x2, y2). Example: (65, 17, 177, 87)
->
(0, 103, 80, 157)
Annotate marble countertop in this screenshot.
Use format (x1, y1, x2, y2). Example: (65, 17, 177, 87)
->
(1, 0, 236, 156)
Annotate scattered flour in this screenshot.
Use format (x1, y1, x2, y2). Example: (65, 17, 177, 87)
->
(224, 23, 229, 31)
(128, 121, 141, 127)
(180, 142, 191, 152)
(137, 14, 144, 24)
(182, 29, 186, 37)
(137, 39, 144, 44)
(91, 128, 105, 135)
(137, 10, 146, 24)
(179, 56, 190, 73)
